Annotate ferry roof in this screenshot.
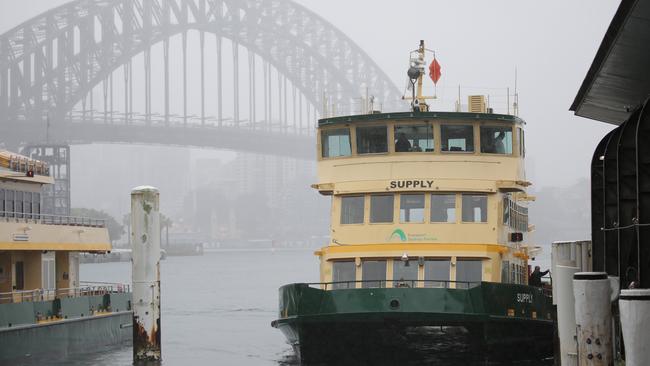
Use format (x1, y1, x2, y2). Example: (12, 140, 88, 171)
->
(570, 0, 650, 125)
(318, 111, 526, 127)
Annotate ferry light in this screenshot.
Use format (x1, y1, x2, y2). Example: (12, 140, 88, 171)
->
(401, 253, 410, 266)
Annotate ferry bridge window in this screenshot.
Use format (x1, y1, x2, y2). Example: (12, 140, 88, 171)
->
(393, 259, 418, 287)
(340, 196, 364, 224)
(370, 194, 394, 223)
(321, 128, 352, 158)
(332, 261, 356, 289)
(480, 126, 512, 154)
(400, 194, 425, 223)
(431, 194, 456, 223)
(462, 194, 487, 223)
(456, 259, 482, 289)
(362, 260, 387, 288)
(424, 259, 451, 288)
(441, 125, 474, 152)
(394, 125, 434, 152)
(356, 125, 388, 154)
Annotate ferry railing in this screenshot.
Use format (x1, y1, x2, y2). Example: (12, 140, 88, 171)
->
(0, 211, 106, 228)
(0, 282, 130, 304)
(306, 279, 482, 290)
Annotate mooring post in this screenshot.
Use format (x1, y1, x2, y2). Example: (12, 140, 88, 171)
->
(131, 186, 162, 362)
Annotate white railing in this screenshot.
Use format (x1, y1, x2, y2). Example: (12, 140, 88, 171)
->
(0, 282, 130, 304)
(0, 211, 106, 227)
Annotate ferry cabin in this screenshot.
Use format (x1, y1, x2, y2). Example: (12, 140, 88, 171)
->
(313, 110, 534, 289)
(0, 151, 110, 305)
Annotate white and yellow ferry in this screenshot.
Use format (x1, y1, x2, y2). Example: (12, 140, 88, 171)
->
(0, 149, 131, 363)
(272, 41, 554, 363)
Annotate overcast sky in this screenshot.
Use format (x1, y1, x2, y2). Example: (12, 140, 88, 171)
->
(0, 0, 619, 189)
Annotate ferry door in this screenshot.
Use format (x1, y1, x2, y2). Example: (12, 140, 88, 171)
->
(13, 261, 24, 290)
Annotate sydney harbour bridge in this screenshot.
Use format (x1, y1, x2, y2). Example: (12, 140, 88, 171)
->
(0, 0, 402, 214)
(0, 0, 402, 153)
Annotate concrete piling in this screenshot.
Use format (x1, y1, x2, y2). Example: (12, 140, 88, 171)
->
(619, 288, 650, 366)
(572, 272, 618, 366)
(131, 186, 162, 362)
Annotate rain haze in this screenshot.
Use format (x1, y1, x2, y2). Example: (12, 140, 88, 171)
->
(0, 0, 623, 364)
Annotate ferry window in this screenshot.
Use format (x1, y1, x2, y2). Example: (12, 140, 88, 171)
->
(15, 191, 23, 218)
(332, 261, 356, 289)
(394, 125, 434, 152)
(0, 189, 3, 216)
(503, 196, 510, 225)
(370, 194, 394, 223)
(321, 128, 351, 158)
(393, 260, 418, 287)
(5, 190, 14, 217)
(518, 128, 526, 156)
(456, 259, 482, 288)
(462, 194, 487, 223)
(431, 194, 456, 223)
(400, 194, 425, 223)
(356, 126, 388, 154)
(501, 261, 510, 283)
(24, 192, 32, 218)
(340, 196, 364, 224)
(441, 125, 474, 152)
(362, 260, 387, 288)
(480, 126, 512, 154)
(424, 259, 450, 288)
(33, 193, 40, 216)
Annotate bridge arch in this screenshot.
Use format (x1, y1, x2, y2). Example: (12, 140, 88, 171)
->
(0, 0, 402, 131)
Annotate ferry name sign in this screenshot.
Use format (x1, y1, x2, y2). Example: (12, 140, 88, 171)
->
(389, 180, 435, 189)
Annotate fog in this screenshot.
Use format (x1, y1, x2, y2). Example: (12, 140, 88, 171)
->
(0, 0, 619, 247)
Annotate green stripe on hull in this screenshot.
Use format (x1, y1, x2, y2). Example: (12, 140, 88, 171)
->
(275, 282, 554, 323)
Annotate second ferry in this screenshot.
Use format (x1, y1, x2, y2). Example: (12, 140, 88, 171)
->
(272, 41, 554, 363)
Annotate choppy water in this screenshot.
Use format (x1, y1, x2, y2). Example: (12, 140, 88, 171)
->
(38, 249, 551, 366)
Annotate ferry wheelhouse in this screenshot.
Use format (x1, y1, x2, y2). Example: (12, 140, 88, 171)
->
(0, 150, 131, 363)
(272, 42, 554, 363)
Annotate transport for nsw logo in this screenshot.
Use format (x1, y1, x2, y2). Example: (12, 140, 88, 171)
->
(389, 229, 407, 242)
(388, 228, 437, 242)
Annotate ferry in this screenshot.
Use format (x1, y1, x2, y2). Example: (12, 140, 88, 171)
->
(0, 150, 132, 363)
(272, 41, 554, 363)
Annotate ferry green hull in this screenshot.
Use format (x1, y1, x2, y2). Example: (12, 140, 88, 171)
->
(272, 282, 555, 363)
(0, 292, 133, 363)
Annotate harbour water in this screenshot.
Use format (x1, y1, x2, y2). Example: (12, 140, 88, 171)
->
(36, 249, 551, 366)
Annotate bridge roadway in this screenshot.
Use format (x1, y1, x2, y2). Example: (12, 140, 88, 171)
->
(1, 118, 314, 159)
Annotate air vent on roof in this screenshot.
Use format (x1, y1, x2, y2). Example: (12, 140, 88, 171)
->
(468, 95, 487, 113)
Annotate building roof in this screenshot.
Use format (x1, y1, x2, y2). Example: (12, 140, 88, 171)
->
(570, 0, 650, 124)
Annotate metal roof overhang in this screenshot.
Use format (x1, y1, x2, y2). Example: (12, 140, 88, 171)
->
(570, 0, 650, 125)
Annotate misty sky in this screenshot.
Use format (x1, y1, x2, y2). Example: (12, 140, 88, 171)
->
(1, 0, 619, 190)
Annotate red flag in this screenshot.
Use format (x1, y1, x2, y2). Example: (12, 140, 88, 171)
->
(429, 58, 441, 85)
